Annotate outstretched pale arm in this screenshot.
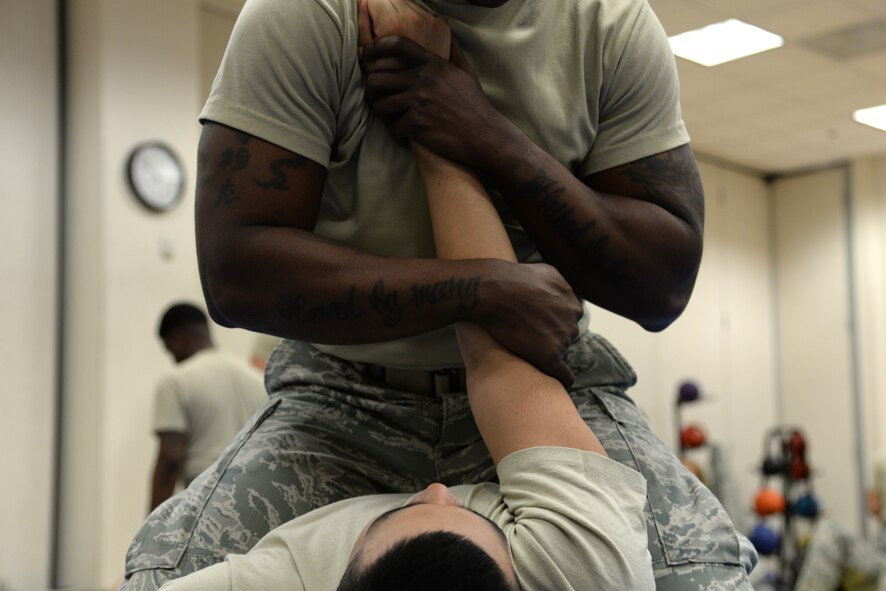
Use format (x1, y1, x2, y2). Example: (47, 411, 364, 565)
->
(417, 140, 607, 464)
(360, 0, 605, 463)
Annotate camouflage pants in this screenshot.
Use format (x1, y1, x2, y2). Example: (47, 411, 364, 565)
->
(121, 332, 756, 590)
(794, 519, 886, 591)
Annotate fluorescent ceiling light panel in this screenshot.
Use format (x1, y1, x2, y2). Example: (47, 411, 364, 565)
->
(669, 19, 785, 67)
(853, 104, 886, 132)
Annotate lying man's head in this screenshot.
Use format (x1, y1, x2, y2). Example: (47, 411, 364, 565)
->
(337, 483, 520, 590)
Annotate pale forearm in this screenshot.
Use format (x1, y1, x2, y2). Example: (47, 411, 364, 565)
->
(412, 143, 515, 264)
(413, 145, 606, 463)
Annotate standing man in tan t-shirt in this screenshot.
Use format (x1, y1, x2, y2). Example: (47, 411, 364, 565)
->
(150, 303, 267, 510)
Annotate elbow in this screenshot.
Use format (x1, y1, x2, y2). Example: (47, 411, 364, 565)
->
(196, 233, 251, 330)
(640, 233, 703, 331)
(199, 259, 247, 330)
(636, 262, 700, 332)
(637, 291, 690, 332)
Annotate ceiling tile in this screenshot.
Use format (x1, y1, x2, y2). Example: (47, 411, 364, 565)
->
(850, 51, 886, 81)
(752, 0, 870, 40)
(843, 0, 886, 19)
(648, 0, 721, 36)
(707, 45, 836, 84)
(623, 0, 886, 173)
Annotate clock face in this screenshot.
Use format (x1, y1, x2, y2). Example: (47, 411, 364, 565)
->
(127, 142, 185, 211)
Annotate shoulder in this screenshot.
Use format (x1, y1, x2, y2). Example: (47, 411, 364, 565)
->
(155, 369, 183, 396)
(231, 493, 411, 588)
(238, 0, 356, 37)
(492, 448, 654, 590)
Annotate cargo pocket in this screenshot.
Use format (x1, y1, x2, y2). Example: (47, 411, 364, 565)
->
(593, 392, 743, 569)
(124, 398, 281, 576)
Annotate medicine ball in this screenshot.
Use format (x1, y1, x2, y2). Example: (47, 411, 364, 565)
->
(754, 488, 786, 516)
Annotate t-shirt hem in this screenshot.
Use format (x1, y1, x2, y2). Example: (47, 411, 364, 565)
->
(581, 122, 690, 177)
(200, 101, 332, 169)
(498, 446, 647, 490)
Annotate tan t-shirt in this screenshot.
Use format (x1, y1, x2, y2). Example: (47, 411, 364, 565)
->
(153, 349, 268, 482)
(159, 447, 654, 590)
(200, 0, 689, 369)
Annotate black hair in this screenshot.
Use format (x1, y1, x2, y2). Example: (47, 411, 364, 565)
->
(337, 531, 518, 591)
(158, 302, 208, 339)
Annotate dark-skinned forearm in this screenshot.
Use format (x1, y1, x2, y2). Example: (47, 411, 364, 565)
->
(150, 460, 180, 511)
(200, 225, 510, 344)
(475, 122, 704, 330)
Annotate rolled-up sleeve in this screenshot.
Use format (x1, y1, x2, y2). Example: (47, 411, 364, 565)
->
(494, 447, 655, 590)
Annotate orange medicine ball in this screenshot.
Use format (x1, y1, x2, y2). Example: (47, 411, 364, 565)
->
(754, 488, 786, 516)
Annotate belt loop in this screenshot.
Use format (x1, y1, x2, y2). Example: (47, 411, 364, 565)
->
(434, 372, 451, 395)
(433, 368, 467, 395)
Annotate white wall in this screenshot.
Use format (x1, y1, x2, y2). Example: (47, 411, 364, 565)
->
(772, 168, 862, 533)
(592, 159, 779, 533)
(7, 0, 885, 587)
(59, 1, 251, 587)
(0, 2, 57, 589)
(852, 156, 886, 511)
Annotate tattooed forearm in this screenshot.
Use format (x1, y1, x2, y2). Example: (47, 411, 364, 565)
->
(519, 169, 641, 292)
(278, 287, 361, 325)
(520, 174, 594, 242)
(368, 280, 402, 327)
(254, 157, 308, 190)
(411, 276, 481, 317)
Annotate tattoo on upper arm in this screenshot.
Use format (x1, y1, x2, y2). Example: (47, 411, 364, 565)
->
(216, 179, 238, 207)
(615, 146, 704, 218)
(210, 138, 252, 207)
(254, 157, 309, 191)
(220, 147, 251, 171)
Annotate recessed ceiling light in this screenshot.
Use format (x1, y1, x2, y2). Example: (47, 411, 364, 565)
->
(669, 19, 785, 67)
(853, 104, 886, 132)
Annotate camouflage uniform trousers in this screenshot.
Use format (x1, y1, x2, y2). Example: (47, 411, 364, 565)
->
(794, 518, 886, 591)
(121, 331, 757, 590)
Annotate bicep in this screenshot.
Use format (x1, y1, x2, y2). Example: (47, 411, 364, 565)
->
(196, 122, 327, 235)
(584, 144, 704, 238)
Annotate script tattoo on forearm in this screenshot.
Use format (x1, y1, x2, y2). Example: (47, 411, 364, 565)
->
(254, 157, 308, 190)
(520, 170, 639, 292)
(368, 280, 402, 327)
(411, 276, 481, 317)
(278, 287, 362, 325)
(520, 174, 594, 243)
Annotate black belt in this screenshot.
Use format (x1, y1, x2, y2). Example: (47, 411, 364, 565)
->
(368, 365, 467, 396)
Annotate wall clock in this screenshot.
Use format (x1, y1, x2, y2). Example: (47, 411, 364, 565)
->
(126, 141, 185, 212)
